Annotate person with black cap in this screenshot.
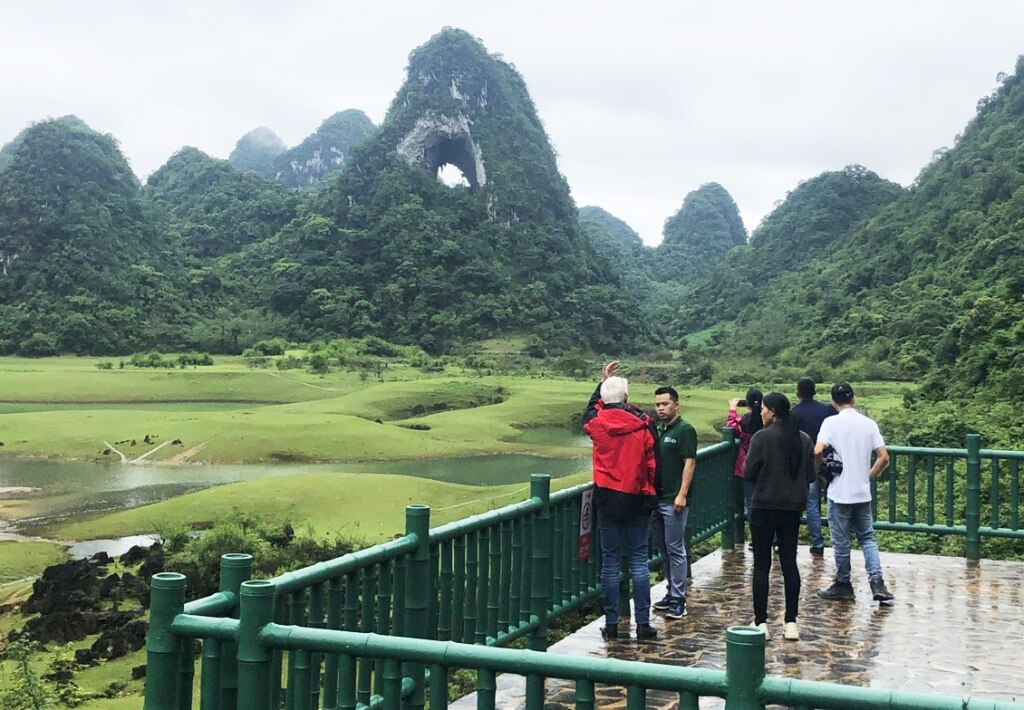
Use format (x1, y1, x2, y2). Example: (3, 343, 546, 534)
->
(814, 382, 894, 603)
(791, 377, 836, 556)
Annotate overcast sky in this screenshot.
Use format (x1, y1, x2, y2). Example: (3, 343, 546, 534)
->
(3, 2, 1023, 245)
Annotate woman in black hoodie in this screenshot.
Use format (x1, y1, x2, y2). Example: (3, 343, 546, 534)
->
(743, 392, 815, 641)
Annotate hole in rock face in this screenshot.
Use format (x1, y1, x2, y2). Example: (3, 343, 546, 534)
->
(426, 135, 479, 188)
(437, 163, 469, 187)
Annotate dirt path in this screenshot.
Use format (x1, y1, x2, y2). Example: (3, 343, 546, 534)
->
(166, 440, 210, 465)
(130, 440, 172, 464)
(103, 441, 128, 463)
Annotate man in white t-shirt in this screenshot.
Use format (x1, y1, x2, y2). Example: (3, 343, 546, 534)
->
(814, 382, 894, 603)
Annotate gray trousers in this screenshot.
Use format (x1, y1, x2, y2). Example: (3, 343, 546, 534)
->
(651, 502, 689, 600)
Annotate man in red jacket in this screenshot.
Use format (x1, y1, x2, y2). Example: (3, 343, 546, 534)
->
(583, 361, 658, 642)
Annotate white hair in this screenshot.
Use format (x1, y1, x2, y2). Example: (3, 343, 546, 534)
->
(600, 376, 629, 404)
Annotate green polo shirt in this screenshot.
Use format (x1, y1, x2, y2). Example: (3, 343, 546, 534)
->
(658, 416, 698, 502)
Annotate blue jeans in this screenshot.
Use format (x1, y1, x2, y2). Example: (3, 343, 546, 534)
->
(806, 480, 825, 549)
(650, 503, 688, 601)
(828, 501, 883, 584)
(597, 511, 651, 626)
(743, 479, 755, 522)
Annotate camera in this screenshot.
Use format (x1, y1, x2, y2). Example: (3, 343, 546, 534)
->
(737, 399, 747, 408)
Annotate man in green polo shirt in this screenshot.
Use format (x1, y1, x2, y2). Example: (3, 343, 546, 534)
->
(651, 385, 698, 619)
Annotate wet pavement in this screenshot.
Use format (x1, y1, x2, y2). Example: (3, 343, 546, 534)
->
(453, 547, 1024, 708)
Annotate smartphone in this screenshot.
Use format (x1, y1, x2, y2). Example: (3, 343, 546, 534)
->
(737, 399, 747, 408)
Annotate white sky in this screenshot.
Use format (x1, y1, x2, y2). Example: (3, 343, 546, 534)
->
(2, 1, 1023, 245)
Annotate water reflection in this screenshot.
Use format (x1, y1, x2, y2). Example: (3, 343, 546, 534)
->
(0, 444, 589, 534)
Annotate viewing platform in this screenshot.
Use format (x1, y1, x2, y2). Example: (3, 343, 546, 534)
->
(454, 546, 1024, 708)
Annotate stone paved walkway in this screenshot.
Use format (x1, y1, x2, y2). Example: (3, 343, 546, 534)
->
(452, 547, 1024, 708)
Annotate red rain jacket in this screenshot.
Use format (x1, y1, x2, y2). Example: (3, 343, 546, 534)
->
(584, 400, 657, 520)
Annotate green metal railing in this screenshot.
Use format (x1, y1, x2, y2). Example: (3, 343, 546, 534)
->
(867, 434, 1024, 559)
(144, 431, 1024, 709)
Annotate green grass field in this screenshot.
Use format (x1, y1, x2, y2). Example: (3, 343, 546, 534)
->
(0, 357, 756, 463)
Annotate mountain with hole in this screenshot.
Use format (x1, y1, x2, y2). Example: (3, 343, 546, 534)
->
(234, 27, 647, 353)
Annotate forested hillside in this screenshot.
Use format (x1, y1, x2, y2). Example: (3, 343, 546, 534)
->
(227, 28, 649, 354)
(653, 183, 747, 282)
(677, 57, 1024, 445)
(272, 110, 376, 188)
(578, 182, 748, 326)
(143, 147, 299, 258)
(0, 117, 192, 355)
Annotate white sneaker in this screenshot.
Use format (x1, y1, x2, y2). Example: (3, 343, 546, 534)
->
(755, 622, 770, 640)
(783, 621, 799, 641)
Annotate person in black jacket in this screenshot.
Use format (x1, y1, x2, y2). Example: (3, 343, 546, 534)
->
(743, 392, 815, 641)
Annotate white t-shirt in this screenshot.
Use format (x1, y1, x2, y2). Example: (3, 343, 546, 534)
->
(818, 407, 885, 504)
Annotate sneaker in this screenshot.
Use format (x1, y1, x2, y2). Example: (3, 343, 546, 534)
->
(817, 581, 855, 601)
(666, 599, 687, 620)
(755, 622, 770, 640)
(652, 595, 673, 611)
(809, 546, 825, 557)
(870, 578, 895, 603)
(636, 623, 658, 641)
(600, 624, 618, 641)
(783, 621, 800, 641)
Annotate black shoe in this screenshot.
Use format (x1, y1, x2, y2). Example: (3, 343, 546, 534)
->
(809, 546, 825, 557)
(817, 581, 855, 601)
(666, 599, 686, 620)
(600, 624, 618, 641)
(870, 578, 894, 603)
(652, 595, 673, 611)
(636, 623, 657, 641)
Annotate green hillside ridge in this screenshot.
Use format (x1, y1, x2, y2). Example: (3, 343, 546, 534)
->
(675, 165, 904, 335)
(578, 205, 649, 285)
(273, 109, 376, 188)
(143, 146, 299, 258)
(0, 117, 189, 356)
(676, 56, 1024, 446)
(653, 182, 748, 282)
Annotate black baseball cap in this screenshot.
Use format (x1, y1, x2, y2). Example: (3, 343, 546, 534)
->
(831, 382, 854, 404)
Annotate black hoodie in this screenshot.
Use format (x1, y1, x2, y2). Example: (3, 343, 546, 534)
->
(743, 421, 815, 511)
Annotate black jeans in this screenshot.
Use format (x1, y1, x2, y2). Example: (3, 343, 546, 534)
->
(750, 508, 801, 624)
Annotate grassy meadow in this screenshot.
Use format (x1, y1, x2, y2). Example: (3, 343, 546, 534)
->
(0, 354, 912, 540)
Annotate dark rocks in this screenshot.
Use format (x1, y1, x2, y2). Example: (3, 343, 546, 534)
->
(132, 664, 147, 680)
(22, 558, 99, 615)
(171, 438, 183, 445)
(138, 553, 165, 581)
(120, 542, 160, 566)
(91, 551, 113, 565)
(26, 610, 103, 644)
(85, 619, 148, 662)
(99, 573, 121, 599)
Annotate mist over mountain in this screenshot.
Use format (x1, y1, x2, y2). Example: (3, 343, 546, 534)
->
(228, 127, 286, 178)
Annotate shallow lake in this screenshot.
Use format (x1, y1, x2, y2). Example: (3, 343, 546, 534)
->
(0, 427, 590, 535)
